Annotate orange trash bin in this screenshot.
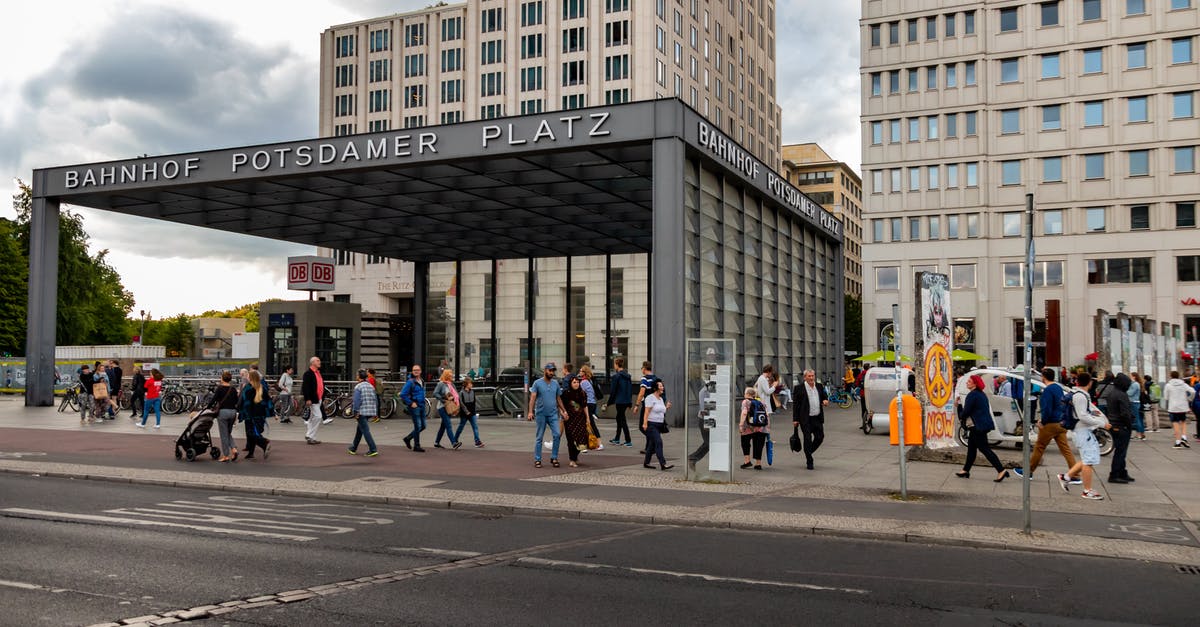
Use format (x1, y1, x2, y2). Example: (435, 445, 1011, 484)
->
(888, 393, 925, 446)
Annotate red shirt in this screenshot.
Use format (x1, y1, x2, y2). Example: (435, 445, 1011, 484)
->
(312, 367, 324, 400)
(144, 378, 163, 400)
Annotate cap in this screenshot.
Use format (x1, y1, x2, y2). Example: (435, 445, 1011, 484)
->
(544, 362, 557, 370)
(357, 369, 368, 379)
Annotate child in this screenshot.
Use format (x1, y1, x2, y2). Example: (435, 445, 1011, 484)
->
(455, 377, 484, 447)
(1059, 373, 1110, 500)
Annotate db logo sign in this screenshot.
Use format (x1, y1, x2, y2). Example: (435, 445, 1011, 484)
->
(311, 262, 334, 285)
(289, 263, 308, 283)
(287, 256, 336, 291)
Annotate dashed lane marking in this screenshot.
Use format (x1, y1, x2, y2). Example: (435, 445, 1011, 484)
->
(0, 508, 319, 542)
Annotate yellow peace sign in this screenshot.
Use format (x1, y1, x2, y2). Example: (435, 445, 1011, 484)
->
(924, 344, 952, 407)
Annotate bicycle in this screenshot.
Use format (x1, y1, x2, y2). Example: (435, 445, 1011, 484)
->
(58, 384, 83, 413)
(826, 383, 857, 409)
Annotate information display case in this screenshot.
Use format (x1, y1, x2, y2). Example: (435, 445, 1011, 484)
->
(684, 338, 736, 481)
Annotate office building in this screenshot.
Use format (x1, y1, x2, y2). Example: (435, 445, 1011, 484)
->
(782, 143, 865, 298)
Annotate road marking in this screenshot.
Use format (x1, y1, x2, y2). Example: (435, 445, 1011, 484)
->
(0, 452, 47, 459)
(0, 508, 318, 542)
(104, 507, 357, 535)
(387, 547, 485, 559)
(515, 557, 870, 595)
(0, 579, 62, 592)
(1106, 523, 1192, 543)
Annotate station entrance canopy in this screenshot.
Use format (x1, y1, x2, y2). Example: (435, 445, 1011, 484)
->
(26, 99, 844, 411)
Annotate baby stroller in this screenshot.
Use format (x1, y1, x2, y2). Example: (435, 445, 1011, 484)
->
(175, 408, 221, 461)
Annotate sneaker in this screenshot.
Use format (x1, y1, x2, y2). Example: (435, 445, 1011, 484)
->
(1182, 439, 1191, 449)
(136, 423, 145, 429)
(597, 444, 605, 450)
(1069, 476, 1083, 485)
(403, 436, 413, 450)
(435, 443, 445, 449)
(452, 441, 463, 450)
(1081, 490, 1105, 500)
(348, 449, 357, 455)
(624, 442, 633, 447)
(1012, 467, 1025, 478)
(365, 451, 379, 457)
(1174, 441, 1184, 449)
(322, 418, 334, 425)
(1057, 473, 1071, 492)
(608, 438, 621, 445)
(475, 442, 485, 448)
(153, 425, 160, 429)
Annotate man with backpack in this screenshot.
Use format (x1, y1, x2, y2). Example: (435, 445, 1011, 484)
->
(1059, 372, 1110, 500)
(792, 369, 828, 470)
(1013, 368, 1078, 481)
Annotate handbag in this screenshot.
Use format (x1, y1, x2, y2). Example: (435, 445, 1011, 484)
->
(789, 426, 803, 452)
(658, 422, 669, 434)
(92, 382, 109, 400)
(444, 399, 460, 416)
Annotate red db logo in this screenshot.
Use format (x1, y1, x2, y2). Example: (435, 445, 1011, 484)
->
(312, 263, 334, 285)
(289, 263, 308, 282)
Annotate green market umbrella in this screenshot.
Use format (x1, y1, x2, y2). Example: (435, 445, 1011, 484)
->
(951, 349, 989, 362)
(853, 350, 912, 362)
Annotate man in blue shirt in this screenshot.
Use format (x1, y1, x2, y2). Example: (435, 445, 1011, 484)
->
(400, 365, 428, 452)
(527, 362, 567, 468)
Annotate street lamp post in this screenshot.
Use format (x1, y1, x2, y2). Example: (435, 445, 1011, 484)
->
(138, 310, 149, 345)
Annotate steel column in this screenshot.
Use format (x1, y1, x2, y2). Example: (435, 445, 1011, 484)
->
(25, 194, 60, 407)
(413, 261, 428, 371)
(651, 137, 686, 425)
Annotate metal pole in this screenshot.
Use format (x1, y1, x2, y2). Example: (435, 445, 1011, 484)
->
(1022, 193, 1035, 535)
(893, 303, 906, 500)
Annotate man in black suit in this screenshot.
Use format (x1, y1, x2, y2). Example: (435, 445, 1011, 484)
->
(792, 369, 829, 470)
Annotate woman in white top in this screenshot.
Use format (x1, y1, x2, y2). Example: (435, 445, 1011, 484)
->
(641, 381, 674, 471)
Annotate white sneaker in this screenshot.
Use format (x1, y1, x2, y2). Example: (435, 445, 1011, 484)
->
(1081, 490, 1104, 500)
(135, 423, 145, 429)
(322, 418, 334, 425)
(153, 425, 160, 429)
(597, 444, 605, 450)
(543, 441, 552, 450)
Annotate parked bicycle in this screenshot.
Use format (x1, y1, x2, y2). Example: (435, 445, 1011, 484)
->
(825, 382, 859, 409)
(57, 384, 83, 413)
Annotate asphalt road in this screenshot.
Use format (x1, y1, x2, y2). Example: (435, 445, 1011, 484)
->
(0, 475, 1195, 626)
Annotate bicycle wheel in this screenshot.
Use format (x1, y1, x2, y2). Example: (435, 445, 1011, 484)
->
(118, 393, 130, 411)
(379, 397, 396, 419)
(1095, 428, 1114, 456)
(838, 394, 854, 410)
(161, 392, 183, 415)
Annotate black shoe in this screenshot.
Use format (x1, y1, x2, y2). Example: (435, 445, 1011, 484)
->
(403, 436, 413, 450)
(1108, 476, 1130, 484)
(806, 462, 814, 470)
(1123, 475, 1135, 482)
(740, 462, 753, 469)
(643, 464, 656, 469)
(753, 465, 762, 470)
(452, 441, 463, 450)
(661, 464, 674, 471)
(412, 447, 426, 452)
(280, 418, 292, 424)
(994, 470, 1010, 483)
(434, 443, 445, 449)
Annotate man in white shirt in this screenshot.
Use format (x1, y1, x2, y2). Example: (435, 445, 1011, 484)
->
(792, 369, 829, 470)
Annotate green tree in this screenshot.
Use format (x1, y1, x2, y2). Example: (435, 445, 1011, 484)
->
(844, 294, 863, 357)
(12, 181, 135, 348)
(154, 315, 194, 357)
(0, 218, 28, 355)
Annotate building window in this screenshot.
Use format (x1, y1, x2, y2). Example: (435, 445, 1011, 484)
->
(870, 121, 882, 145)
(1082, 0, 1103, 21)
(999, 7, 1019, 32)
(368, 28, 391, 53)
(1000, 58, 1019, 83)
(876, 267, 900, 290)
(403, 84, 425, 106)
(335, 34, 356, 58)
(873, 219, 884, 242)
(562, 60, 586, 86)
(1086, 207, 1107, 231)
(1172, 37, 1194, 64)
(1084, 154, 1106, 179)
(946, 64, 957, 87)
(519, 66, 543, 91)
(1128, 96, 1148, 122)
(605, 20, 630, 46)
(1044, 209, 1064, 234)
(1005, 262, 1065, 287)
(1178, 202, 1197, 228)
(951, 264, 976, 288)
(1088, 258, 1151, 284)
(1128, 150, 1151, 176)
(481, 7, 505, 32)
(1131, 205, 1151, 230)
(945, 13, 956, 36)
(1042, 1, 1061, 26)
(869, 24, 881, 47)
(908, 167, 920, 191)
(404, 23, 425, 46)
(967, 214, 980, 238)
(965, 61, 977, 86)
(1083, 48, 1104, 74)
(948, 215, 960, 238)
(605, 54, 629, 80)
(889, 21, 899, 44)
(521, 33, 544, 59)
(1177, 147, 1197, 173)
(1127, 0, 1147, 15)
(945, 113, 957, 137)
(946, 164, 959, 187)
(1001, 109, 1021, 134)
(1003, 212, 1022, 236)
(872, 171, 883, 194)
(1171, 0, 1192, 9)
(907, 19, 918, 42)
(368, 59, 390, 83)
(441, 48, 462, 72)
(928, 165, 940, 189)
(889, 119, 901, 142)
(965, 10, 976, 34)
(929, 216, 941, 239)
(562, 93, 587, 109)
(1042, 53, 1061, 78)
(440, 79, 462, 103)
(334, 63, 355, 88)
(368, 89, 390, 113)
(908, 118, 920, 141)
(405, 53, 427, 77)
(520, 99, 543, 115)
(966, 162, 979, 187)
(926, 16, 937, 40)
(965, 111, 977, 135)
(521, 1, 544, 26)
(1001, 160, 1022, 185)
(1174, 92, 1195, 118)
(909, 217, 921, 240)
(907, 68, 919, 92)
(890, 168, 901, 192)
(1127, 42, 1147, 69)
(480, 72, 503, 97)
(870, 73, 881, 97)
(889, 70, 900, 93)
(563, 26, 586, 53)
(1043, 156, 1064, 182)
(335, 93, 356, 117)
(442, 16, 462, 40)
(1179, 256, 1200, 282)
(891, 218, 902, 241)
(1084, 101, 1106, 127)
(927, 116, 939, 139)
(1042, 104, 1062, 130)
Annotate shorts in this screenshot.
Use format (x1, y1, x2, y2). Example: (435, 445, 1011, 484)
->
(1074, 430, 1100, 466)
(1169, 412, 1188, 423)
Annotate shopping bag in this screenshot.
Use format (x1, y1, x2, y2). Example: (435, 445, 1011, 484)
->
(766, 435, 774, 466)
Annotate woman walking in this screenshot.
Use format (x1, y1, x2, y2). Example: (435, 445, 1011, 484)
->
(956, 374, 1009, 481)
(606, 357, 634, 447)
(209, 371, 240, 462)
(241, 370, 272, 460)
(642, 380, 674, 471)
(454, 377, 484, 447)
(433, 370, 463, 450)
(738, 387, 769, 470)
(1128, 372, 1146, 441)
(561, 377, 592, 467)
(140, 369, 165, 429)
(578, 365, 602, 448)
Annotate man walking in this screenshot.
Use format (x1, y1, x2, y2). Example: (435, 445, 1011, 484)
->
(348, 369, 380, 457)
(78, 364, 94, 424)
(1162, 370, 1195, 448)
(1060, 373, 1110, 500)
(527, 362, 567, 468)
(276, 365, 295, 423)
(107, 359, 123, 419)
(400, 365, 427, 452)
(301, 356, 324, 444)
(128, 363, 145, 419)
(1014, 368, 1078, 481)
(792, 369, 828, 470)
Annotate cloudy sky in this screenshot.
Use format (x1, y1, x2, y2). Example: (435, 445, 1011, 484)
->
(0, 0, 860, 318)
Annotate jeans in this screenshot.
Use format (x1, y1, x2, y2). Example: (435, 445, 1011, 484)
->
(613, 404, 631, 442)
(351, 415, 378, 453)
(141, 397, 161, 426)
(1131, 402, 1144, 433)
(130, 394, 143, 417)
(244, 415, 269, 456)
(1109, 426, 1132, 479)
(216, 409, 238, 457)
(454, 412, 481, 444)
(1029, 421, 1076, 472)
(407, 404, 427, 447)
(435, 407, 459, 445)
(964, 428, 1004, 473)
(534, 412, 561, 461)
(643, 422, 666, 466)
(80, 393, 92, 421)
(277, 393, 291, 418)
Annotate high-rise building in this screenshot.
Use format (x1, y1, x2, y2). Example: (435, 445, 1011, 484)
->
(860, 0, 1200, 367)
(781, 143, 864, 298)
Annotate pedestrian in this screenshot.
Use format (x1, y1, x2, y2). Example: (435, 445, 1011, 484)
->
(1107, 373, 1135, 483)
(1144, 374, 1161, 432)
(1128, 372, 1146, 441)
(1014, 368, 1078, 480)
(562, 376, 591, 467)
(687, 380, 711, 471)
(92, 364, 115, 420)
(208, 371, 240, 461)
(347, 369, 379, 457)
(400, 365, 427, 452)
(738, 386, 768, 470)
(1059, 373, 1109, 500)
(633, 361, 660, 450)
(140, 369, 165, 429)
(527, 362, 566, 468)
(754, 365, 775, 415)
(791, 369, 828, 470)
(454, 377, 484, 448)
(367, 368, 382, 423)
(108, 359, 123, 418)
(641, 380, 673, 471)
(301, 356, 325, 445)
(577, 364, 602, 448)
(1193, 378, 1200, 440)
(561, 362, 576, 387)
(605, 357, 634, 447)
(1094, 371, 1116, 413)
(78, 364, 94, 424)
(129, 364, 145, 419)
(432, 369, 463, 450)
(955, 374, 1009, 481)
(1162, 370, 1195, 448)
(238, 368, 250, 397)
(241, 370, 272, 460)
(276, 365, 294, 424)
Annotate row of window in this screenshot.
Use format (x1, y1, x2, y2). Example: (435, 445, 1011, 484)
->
(870, 61, 977, 95)
(988, 38, 1196, 85)
(1000, 0, 1193, 32)
(868, 9, 977, 47)
(875, 256, 1173, 291)
(872, 203, 1198, 244)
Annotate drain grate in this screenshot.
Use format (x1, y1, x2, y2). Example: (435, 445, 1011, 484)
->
(1175, 565, 1200, 575)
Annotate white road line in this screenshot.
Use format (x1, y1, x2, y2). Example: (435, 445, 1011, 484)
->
(1, 508, 318, 542)
(516, 557, 870, 595)
(161, 500, 402, 524)
(387, 547, 485, 559)
(209, 495, 426, 516)
(0, 579, 61, 592)
(104, 508, 356, 534)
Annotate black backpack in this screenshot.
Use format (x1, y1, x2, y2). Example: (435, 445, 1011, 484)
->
(747, 399, 769, 427)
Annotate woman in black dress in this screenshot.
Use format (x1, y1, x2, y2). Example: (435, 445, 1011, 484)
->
(561, 377, 591, 468)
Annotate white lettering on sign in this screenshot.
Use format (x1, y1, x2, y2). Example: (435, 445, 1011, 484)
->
(230, 134, 439, 173)
(481, 113, 611, 148)
(64, 158, 200, 190)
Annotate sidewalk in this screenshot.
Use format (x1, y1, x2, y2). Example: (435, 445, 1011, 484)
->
(2, 396, 1198, 565)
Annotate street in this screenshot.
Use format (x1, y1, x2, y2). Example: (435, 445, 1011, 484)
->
(0, 474, 1194, 626)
